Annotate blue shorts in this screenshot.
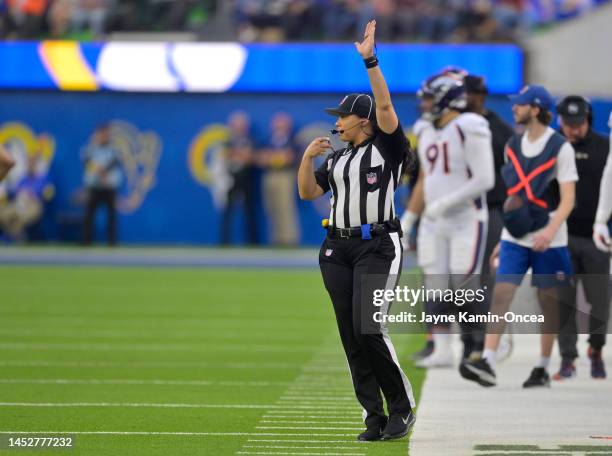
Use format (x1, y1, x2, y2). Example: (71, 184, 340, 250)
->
(496, 240, 573, 288)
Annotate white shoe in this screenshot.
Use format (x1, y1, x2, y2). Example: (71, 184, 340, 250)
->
(496, 332, 514, 363)
(415, 349, 453, 368)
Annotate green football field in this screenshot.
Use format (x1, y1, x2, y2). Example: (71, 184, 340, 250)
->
(0, 265, 425, 455)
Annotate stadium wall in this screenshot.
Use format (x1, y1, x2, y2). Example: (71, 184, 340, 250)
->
(1, 91, 610, 245)
(527, 2, 612, 97)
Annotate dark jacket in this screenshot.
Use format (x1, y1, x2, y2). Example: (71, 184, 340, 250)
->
(566, 129, 610, 237)
(484, 109, 515, 208)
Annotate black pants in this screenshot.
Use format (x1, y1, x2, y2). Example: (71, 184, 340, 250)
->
(221, 169, 258, 245)
(319, 231, 414, 425)
(481, 206, 504, 295)
(83, 188, 117, 245)
(461, 205, 504, 353)
(558, 235, 611, 360)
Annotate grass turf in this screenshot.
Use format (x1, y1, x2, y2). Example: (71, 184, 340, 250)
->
(0, 266, 425, 455)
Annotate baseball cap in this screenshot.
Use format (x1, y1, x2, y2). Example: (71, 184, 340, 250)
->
(556, 95, 591, 125)
(464, 75, 488, 94)
(325, 93, 376, 121)
(509, 85, 553, 111)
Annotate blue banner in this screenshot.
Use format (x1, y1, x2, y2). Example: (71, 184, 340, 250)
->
(0, 41, 523, 94)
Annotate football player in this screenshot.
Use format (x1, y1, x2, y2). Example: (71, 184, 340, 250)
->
(406, 72, 495, 368)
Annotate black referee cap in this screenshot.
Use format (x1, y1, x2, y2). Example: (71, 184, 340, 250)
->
(325, 93, 376, 121)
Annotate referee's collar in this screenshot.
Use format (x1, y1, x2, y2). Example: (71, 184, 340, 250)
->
(348, 136, 374, 151)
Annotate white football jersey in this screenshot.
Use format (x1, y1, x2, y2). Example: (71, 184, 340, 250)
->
(412, 117, 432, 141)
(418, 112, 491, 214)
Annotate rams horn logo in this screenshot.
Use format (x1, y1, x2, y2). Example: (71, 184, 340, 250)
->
(88, 121, 162, 214)
(187, 124, 231, 208)
(0, 122, 55, 187)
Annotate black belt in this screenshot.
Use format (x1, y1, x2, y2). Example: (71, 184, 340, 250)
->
(327, 222, 396, 239)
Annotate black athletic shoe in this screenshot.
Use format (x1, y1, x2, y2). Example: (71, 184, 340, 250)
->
(411, 340, 434, 361)
(357, 417, 387, 441)
(381, 411, 416, 441)
(552, 359, 576, 381)
(522, 367, 551, 388)
(589, 347, 607, 379)
(459, 358, 496, 387)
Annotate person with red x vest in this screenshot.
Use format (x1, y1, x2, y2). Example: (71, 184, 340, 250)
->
(460, 85, 578, 389)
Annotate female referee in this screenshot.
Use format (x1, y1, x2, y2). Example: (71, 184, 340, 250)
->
(297, 20, 416, 442)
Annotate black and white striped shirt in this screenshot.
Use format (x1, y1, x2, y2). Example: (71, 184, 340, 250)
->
(314, 124, 410, 229)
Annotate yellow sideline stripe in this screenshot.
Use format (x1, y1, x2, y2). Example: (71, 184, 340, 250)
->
(39, 41, 98, 91)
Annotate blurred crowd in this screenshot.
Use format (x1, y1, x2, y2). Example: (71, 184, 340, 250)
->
(0, 0, 607, 42)
(217, 111, 301, 246)
(235, 0, 531, 43)
(0, 0, 219, 40)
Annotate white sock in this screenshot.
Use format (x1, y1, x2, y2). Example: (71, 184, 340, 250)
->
(482, 349, 497, 370)
(433, 332, 451, 351)
(536, 356, 550, 369)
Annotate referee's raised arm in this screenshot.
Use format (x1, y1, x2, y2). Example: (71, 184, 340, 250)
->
(355, 20, 398, 135)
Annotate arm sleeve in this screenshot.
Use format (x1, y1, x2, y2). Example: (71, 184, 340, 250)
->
(556, 142, 579, 183)
(438, 127, 495, 210)
(314, 154, 333, 193)
(377, 123, 410, 166)
(595, 128, 612, 223)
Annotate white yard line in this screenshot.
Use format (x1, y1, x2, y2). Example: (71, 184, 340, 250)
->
(262, 416, 360, 420)
(259, 421, 363, 425)
(243, 445, 363, 450)
(277, 397, 355, 401)
(0, 342, 314, 353)
(0, 328, 308, 342)
(0, 402, 355, 410)
(263, 412, 360, 416)
(256, 427, 363, 431)
(237, 452, 364, 456)
(275, 402, 356, 407)
(246, 440, 363, 444)
(0, 431, 355, 437)
(281, 390, 353, 394)
(0, 379, 289, 387)
(0, 360, 303, 369)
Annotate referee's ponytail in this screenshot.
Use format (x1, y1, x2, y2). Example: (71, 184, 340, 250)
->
(401, 141, 416, 180)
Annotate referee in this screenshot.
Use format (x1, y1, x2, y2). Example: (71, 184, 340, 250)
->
(298, 20, 415, 442)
